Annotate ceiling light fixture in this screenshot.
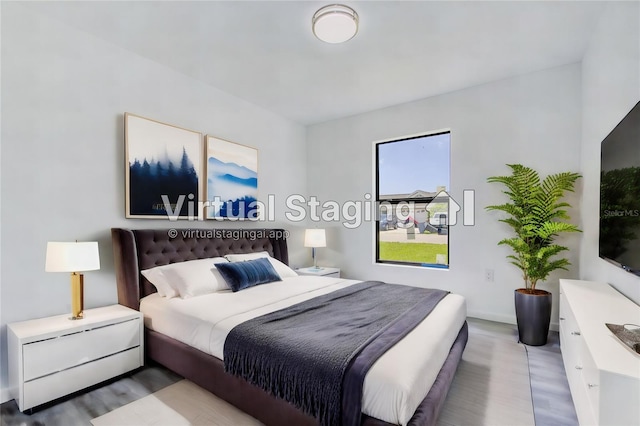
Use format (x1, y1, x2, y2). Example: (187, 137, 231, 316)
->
(312, 4, 359, 44)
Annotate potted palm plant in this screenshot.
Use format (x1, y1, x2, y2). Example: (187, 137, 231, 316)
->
(486, 164, 581, 346)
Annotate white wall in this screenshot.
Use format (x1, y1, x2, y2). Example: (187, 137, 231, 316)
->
(307, 64, 583, 327)
(0, 3, 307, 394)
(580, 2, 640, 303)
(0, 0, 4, 404)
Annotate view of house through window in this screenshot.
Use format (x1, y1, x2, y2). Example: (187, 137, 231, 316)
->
(375, 131, 450, 267)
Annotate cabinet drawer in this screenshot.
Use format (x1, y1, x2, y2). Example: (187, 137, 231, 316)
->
(579, 339, 600, 422)
(23, 318, 140, 381)
(23, 347, 141, 410)
(559, 296, 580, 351)
(559, 294, 578, 332)
(559, 292, 567, 328)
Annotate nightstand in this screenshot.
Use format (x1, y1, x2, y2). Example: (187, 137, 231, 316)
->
(7, 304, 143, 412)
(296, 267, 341, 278)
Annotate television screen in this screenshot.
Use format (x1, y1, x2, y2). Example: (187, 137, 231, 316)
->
(599, 101, 640, 276)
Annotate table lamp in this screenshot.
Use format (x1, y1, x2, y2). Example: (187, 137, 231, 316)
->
(45, 241, 100, 320)
(304, 229, 326, 270)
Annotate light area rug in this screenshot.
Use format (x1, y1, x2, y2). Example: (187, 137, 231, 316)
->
(437, 331, 535, 426)
(90, 380, 261, 426)
(92, 332, 534, 426)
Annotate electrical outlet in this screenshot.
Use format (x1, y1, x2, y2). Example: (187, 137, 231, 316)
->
(485, 269, 494, 282)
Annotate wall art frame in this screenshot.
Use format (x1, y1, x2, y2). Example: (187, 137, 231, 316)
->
(205, 135, 259, 220)
(125, 113, 203, 219)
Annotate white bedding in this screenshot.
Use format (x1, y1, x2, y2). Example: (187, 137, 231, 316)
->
(140, 276, 466, 425)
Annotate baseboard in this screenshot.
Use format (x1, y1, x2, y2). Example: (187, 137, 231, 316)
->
(467, 311, 559, 332)
(0, 387, 11, 404)
(467, 310, 516, 326)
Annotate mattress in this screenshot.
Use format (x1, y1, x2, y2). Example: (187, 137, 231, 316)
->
(140, 276, 466, 425)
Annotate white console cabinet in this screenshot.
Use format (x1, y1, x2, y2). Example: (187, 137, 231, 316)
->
(8, 305, 143, 411)
(559, 279, 640, 426)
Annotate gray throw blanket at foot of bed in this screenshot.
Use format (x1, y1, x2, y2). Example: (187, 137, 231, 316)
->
(224, 281, 449, 426)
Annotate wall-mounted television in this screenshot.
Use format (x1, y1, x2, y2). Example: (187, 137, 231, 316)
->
(599, 100, 640, 277)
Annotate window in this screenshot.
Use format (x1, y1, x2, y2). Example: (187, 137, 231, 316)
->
(375, 131, 450, 268)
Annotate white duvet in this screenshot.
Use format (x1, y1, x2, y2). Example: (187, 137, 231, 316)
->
(140, 276, 466, 425)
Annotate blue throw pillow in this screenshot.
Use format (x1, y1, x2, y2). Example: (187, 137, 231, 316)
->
(216, 257, 282, 292)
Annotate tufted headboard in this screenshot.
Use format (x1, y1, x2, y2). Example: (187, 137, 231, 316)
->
(111, 228, 289, 310)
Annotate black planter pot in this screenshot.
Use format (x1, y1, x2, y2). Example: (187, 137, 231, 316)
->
(514, 289, 552, 346)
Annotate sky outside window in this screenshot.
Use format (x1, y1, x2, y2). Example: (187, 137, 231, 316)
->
(378, 133, 450, 195)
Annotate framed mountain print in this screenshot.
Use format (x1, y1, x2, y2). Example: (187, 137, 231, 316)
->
(125, 113, 203, 219)
(205, 135, 258, 219)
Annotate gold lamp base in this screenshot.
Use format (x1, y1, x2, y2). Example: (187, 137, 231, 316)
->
(70, 272, 84, 320)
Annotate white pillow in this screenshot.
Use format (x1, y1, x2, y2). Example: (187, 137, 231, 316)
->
(160, 257, 230, 298)
(141, 257, 229, 299)
(141, 267, 178, 298)
(224, 251, 298, 279)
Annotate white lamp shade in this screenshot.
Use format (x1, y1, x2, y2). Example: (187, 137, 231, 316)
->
(304, 229, 327, 248)
(312, 4, 359, 44)
(45, 242, 100, 272)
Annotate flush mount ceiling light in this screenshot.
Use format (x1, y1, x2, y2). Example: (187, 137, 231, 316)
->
(312, 4, 359, 44)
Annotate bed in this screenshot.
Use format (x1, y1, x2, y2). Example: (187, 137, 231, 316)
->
(111, 228, 468, 426)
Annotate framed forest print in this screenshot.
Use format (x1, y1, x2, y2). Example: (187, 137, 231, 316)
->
(205, 135, 258, 219)
(125, 113, 203, 219)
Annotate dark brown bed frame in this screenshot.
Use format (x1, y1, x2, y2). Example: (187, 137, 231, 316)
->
(111, 228, 468, 426)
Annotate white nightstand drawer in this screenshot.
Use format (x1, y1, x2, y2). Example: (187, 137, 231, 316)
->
(23, 347, 141, 409)
(23, 318, 140, 381)
(9, 305, 144, 411)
